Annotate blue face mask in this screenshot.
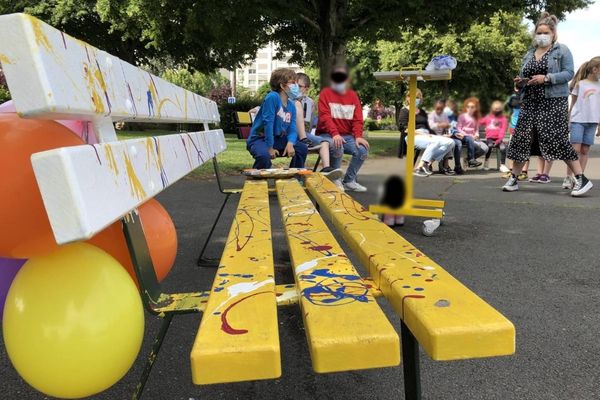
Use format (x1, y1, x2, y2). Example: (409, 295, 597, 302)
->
(415, 98, 422, 107)
(286, 83, 301, 100)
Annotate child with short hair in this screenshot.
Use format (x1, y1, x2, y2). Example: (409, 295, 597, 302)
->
(294, 72, 342, 178)
(480, 100, 509, 171)
(247, 68, 308, 169)
(563, 56, 600, 189)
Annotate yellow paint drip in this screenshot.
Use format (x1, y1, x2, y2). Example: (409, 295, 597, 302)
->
(157, 97, 178, 117)
(103, 145, 119, 176)
(84, 62, 105, 114)
(0, 54, 12, 64)
(123, 151, 147, 200)
(27, 15, 52, 52)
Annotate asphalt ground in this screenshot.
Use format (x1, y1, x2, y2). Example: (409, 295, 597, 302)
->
(2, 149, 600, 400)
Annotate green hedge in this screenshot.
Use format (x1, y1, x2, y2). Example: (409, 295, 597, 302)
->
(218, 97, 262, 134)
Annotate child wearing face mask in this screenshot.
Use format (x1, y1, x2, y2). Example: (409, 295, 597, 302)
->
(316, 65, 370, 192)
(456, 97, 488, 168)
(246, 68, 308, 169)
(562, 56, 600, 189)
(480, 100, 509, 171)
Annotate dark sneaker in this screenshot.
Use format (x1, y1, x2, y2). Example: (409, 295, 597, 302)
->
(413, 166, 431, 177)
(440, 167, 456, 176)
(528, 174, 541, 183)
(454, 167, 465, 175)
(571, 175, 593, 197)
(502, 174, 519, 192)
(300, 137, 322, 151)
(320, 167, 343, 181)
(468, 159, 482, 168)
(538, 174, 551, 184)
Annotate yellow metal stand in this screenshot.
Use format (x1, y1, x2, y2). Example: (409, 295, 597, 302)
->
(368, 69, 452, 222)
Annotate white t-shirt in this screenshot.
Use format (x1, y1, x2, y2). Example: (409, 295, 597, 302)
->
(570, 79, 600, 123)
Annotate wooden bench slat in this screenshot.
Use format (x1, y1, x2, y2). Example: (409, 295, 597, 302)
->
(0, 13, 219, 123)
(305, 174, 515, 361)
(31, 130, 226, 244)
(190, 181, 280, 384)
(275, 179, 400, 373)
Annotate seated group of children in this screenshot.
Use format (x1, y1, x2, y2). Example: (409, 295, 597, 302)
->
(246, 66, 370, 193)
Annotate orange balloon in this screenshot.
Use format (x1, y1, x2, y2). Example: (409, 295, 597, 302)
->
(88, 199, 177, 284)
(0, 114, 84, 258)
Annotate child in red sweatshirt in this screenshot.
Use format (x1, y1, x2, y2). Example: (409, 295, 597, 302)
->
(316, 65, 370, 192)
(480, 100, 509, 171)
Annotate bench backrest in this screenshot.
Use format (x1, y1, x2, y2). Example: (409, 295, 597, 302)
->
(0, 13, 226, 244)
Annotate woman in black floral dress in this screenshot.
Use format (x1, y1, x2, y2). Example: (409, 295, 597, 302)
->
(504, 12, 592, 196)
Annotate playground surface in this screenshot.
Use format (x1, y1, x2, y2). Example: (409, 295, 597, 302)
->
(2, 150, 600, 399)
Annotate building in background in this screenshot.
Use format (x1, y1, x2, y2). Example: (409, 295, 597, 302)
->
(223, 43, 302, 93)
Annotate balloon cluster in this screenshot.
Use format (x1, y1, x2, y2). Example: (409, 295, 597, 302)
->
(0, 109, 178, 398)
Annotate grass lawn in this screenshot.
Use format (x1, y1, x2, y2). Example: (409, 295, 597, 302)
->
(117, 130, 399, 178)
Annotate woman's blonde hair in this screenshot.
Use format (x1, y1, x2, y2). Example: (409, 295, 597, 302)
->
(534, 12, 559, 46)
(404, 89, 423, 107)
(570, 56, 600, 91)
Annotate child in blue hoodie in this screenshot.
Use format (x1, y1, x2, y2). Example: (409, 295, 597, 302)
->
(247, 68, 308, 169)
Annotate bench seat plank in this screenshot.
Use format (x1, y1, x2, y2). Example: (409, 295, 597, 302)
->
(305, 174, 515, 361)
(0, 13, 219, 123)
(190, 181, 280, 384)
(276, 179, 400, 373)
(31, 130, 226, 244)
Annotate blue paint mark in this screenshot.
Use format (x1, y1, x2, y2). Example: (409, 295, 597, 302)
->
(299, 268, 368, 306)
(411, 273, 421, 277)
(402, 285, 411, 289)
(212, 311, 221, 315)
(414, 287, 424, 292)
(214, 287, 224, 292)
(146, 90, 154, 116)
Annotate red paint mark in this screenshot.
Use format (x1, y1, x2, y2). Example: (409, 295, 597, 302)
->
(400, 294, 426, 319)
(301, 241, 311, 244)
(309, 245, 332, 251)
(425, 279, 434, 282)
(415, 253, 423, 257)
(291, 222, 311, 226)
(221, 291, 271, 335)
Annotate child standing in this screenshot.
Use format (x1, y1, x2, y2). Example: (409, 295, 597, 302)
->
(563, 56, 600, 189)
(247, 68, 308, 169)
(480, 100, 509, 171)
(456, 97, 488, 168)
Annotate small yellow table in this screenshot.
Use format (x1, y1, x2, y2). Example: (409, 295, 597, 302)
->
(368, 69, 452, 236)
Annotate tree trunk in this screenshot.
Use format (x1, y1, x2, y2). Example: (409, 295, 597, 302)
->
(317, 0, 348, 88)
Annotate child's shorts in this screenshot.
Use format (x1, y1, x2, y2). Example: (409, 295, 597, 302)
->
(570, 122, 597, 146)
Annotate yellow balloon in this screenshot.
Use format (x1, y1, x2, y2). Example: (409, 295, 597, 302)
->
(2, 242, 144, 399)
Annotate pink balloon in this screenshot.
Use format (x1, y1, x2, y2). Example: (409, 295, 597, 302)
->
(0, 101, 98, 144)
(0, 257, 26, 320)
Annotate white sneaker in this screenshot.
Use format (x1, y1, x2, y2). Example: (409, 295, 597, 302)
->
(483, 159, 490, 171)
(502, 175, 519, 192)
(383, 214, 395, 226)
(343, 180, 367, 192)
(562, 176, 574, 190)
(332, 178, 345, 192)
(499, 164, 510, 173)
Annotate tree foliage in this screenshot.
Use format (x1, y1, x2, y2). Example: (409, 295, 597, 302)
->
(160, 68, 228, 97)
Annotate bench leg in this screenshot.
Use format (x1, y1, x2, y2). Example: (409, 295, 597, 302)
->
(132, 313, 174, 400)
(312, 155, 321, 172)
(196, 193, 230, 267)
(401, 321, 422, 400)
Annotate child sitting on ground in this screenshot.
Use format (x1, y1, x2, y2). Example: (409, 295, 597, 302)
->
(480, 100, 509, 172)
(246, 68, 308, 169)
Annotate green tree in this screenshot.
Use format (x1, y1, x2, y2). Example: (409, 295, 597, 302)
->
(373, 12, 531, 111)
(160, 68, 228, 96)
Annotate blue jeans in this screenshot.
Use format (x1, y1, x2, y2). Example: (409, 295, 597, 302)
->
(570, 122, 597, 146)
(412, 134, 454, 163)
(247, 135, 308, 169)
(450, 138, 463, 169)
(319, 134, 368, 183)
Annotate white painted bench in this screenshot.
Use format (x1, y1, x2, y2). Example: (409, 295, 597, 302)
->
(1, 13, 516, 400)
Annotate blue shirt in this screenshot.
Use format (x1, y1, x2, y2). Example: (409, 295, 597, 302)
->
(248, 91, 297, 147)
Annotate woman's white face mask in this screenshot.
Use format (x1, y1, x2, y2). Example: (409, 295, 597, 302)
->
(535, 33, 552, 47)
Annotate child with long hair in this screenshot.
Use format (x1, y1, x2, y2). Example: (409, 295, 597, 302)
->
(562, 56, 600, 189)
(480, 100, 509, 171)
(456, 97, 488, 168)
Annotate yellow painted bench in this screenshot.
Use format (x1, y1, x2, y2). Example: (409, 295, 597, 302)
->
(0, 13, 515, 400)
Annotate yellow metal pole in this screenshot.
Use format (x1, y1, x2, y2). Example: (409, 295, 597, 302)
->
(404, 76, 418, 205)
